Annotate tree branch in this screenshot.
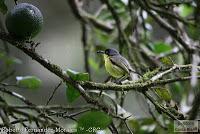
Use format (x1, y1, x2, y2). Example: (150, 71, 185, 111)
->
(67, 0, 113, 33)
(80, 75, 200, 91)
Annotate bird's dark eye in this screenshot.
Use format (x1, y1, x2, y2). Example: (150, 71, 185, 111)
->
(105, 50, 109, 55)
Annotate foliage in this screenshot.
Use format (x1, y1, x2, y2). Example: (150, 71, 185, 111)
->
(16, 76, 42, 89)
(0, 0, 199, 134)
(76, 111, 112, 134)
(66, 69, 89, 103)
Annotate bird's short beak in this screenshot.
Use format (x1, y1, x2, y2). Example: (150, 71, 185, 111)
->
(97, 50, 105, 54)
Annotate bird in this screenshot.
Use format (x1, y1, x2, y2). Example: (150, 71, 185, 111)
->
(97, 48, 139, 83)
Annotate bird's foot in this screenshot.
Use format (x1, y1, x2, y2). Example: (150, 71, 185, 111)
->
(114, 79, 123, 85)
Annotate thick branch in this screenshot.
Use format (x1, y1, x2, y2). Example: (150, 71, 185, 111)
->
(67, 0, 113, 33)
(79, 75, 200, 91)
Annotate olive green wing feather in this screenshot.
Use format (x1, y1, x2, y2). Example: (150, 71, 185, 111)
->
(109, 55, 133, 74)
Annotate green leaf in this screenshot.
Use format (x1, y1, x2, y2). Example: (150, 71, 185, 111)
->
(0, 52, 22, 67)
(170, 82, 182, 101)
(160, 57, 173, 66)
(155, 88, 172, 101)
(93, 28, 111, 45)
(179, 4, 193, 17)
(66, 69, 89, 103)
(0, 0, 7, 14)
(67, 69, 89, 81)
(128, 119, 140, 131)
(128, 118, 157, 133)
(187, 25, 200, 40)
(152, 42, 172, 54)
(66, 84, 80, 103)
(76, 111, 112, 134)
(139, 118, 156, 133)
(5, 57, 22, 67)
(0, 52, 5, 58)
(16, 76, 42, 89)
(89, 58, 99, 71)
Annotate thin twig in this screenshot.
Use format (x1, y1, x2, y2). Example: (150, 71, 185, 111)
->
(10, 114, 30, 128)
(146, 96, 167, 130)
(124, 120, 134, 134)
(0, 70, 15, 82)
(151, 64, 200, 81)
(67, 0, 113, 33)
(0, 110, 14, 129)
(67, 109, 91, 117)
(188, 91, 200, 120)
(110, 121, 119, 134)
(46, 81, 62, 105)
(81, 23, 91, 76)
(151, 0, 193, 7)
(143, 91, 182, 120)
(0, 119, 28, 128)
(0, 87, 35, 106)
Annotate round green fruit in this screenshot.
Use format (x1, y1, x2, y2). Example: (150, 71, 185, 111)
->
(5, 3, 43, 40)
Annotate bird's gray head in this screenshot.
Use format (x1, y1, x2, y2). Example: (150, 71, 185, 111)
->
(97, 48, 120, 56)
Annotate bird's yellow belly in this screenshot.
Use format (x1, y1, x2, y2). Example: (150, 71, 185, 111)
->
(104, 56, 125, 78)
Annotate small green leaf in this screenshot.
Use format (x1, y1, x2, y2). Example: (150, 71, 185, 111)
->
(140, 118, 155, 125)
(93, 28, 111, 45)
(77, 111, 112, 134)
(5, 57, 22, 67)
(66, 84, 80, 103)
(179, 4, 193, 17)
(160, 57, 173, 66)
(0, 52, 5, 58)
(170, 82, 182, 100)
(66, 69, 89, 103)
(152, 42, 172, 54)
(128, 119, 140, 131)
(128, 118, 157, 133)
(187, 25, 200, 40)
(67, 69, 89, 81)
(155, 88, 172, 101)
(0, 0, 7, 14)
(0, 52, 22, 67)
(16, 76, 42, 89)
(89, 58, 99, 71)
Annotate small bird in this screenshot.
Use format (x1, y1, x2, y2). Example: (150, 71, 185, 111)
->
(97, 48, 139, 82)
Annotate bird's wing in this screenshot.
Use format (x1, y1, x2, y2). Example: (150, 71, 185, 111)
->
(109, 55, 133, 73)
